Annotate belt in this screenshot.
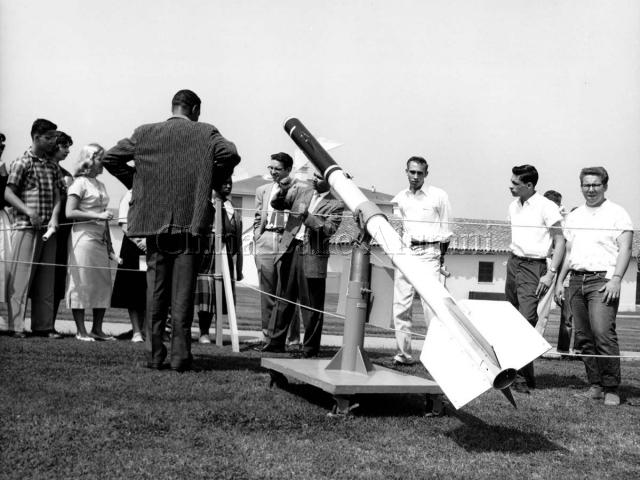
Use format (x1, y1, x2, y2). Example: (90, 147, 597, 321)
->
(570, 269, 606, 277)
(264, 227, 284, 234)
(411, 240, 440, 246)
(510, 254, 546, 263)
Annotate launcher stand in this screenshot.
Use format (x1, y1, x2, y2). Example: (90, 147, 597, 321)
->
(261, 230, 443, 415)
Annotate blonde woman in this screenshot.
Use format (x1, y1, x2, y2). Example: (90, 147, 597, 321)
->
(65, 144, 114, 341)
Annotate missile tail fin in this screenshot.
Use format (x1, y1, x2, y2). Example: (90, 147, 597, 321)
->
(501, 387, 517, 409)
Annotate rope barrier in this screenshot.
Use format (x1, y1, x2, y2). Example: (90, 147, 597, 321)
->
(0, 209, 636, 234)
(1, 255, 639, 358)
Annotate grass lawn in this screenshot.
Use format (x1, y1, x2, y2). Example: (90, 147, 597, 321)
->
(1, 336, 639, 480)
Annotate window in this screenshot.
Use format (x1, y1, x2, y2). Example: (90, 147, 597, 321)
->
(478, 261, 494, 283)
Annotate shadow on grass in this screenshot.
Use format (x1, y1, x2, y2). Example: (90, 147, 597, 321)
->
(191, 352, 264, 373)
(447, 410, 568, 454)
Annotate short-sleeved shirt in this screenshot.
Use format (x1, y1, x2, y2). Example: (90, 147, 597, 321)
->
(68, 176, 110, 217)
(564, 199, 633, 278)
(392, 185, 453, 243)
(8, 148, 64, 228)
(508, 192, 562, 259)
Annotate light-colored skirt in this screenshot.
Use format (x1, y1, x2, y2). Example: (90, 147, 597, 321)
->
(66, 222, 112, 309)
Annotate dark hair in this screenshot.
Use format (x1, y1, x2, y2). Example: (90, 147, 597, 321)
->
(580, 166, 609, 186)
(406, 156, 428, 170)
(512, 164, 538, 186)
(0, 132, 5, 142)
(270, 152, 293, 170)
(213, 175, 233, 193)
(55, 131, 73, 147)
(172, 89, 201, 110)
(543, 190, 562, 206)
(31, 119, 57, 139)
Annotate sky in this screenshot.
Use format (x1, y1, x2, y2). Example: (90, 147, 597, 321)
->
(1, 0, 639, 225)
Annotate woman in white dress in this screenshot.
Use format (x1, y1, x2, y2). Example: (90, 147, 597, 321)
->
(65, 144, 114, 341)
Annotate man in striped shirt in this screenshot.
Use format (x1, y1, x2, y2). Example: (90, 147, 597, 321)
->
(104, 89, 240, 372)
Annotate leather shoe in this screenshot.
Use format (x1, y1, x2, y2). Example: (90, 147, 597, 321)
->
(32, 330, 63, 339)
(260, 343, 285, 353)
(302, 350, 319, 359)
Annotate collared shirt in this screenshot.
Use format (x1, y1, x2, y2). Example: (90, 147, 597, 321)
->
(210, 196, 235, 232)
(295, 191, 328, 241)
(8, 148, 64, 228)
(391, 185, 453, 243)
(508, 192, 562, 259)
(265, 183, 288, 229)
(564, 199, 633, 278)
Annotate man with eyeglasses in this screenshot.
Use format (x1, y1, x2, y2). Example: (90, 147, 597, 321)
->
(554, 167, 632, 406)
(253, 152, 300, 346)
(506, 164, 565, 393)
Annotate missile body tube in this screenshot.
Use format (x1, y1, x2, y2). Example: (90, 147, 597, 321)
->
(284, 118, 514, 389)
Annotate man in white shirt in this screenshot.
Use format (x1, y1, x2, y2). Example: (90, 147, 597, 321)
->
(506, 165, 565, 393)
(554, 167, 633, 407)
(391, 156, 452, 365)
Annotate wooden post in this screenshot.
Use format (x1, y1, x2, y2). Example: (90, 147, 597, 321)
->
(214, 197, 225, 346)
(213, 196, 240, 351)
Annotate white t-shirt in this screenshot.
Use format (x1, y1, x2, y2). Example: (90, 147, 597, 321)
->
(508, 192, 562, 259)
(392, 185, 453, 243)
(564, 199, 633, 278)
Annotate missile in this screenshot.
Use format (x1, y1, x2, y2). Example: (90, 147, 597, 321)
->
(283, 117, 551, 409)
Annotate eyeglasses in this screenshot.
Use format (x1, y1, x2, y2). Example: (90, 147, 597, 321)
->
(267, 166, 283, 172)
(581, 183, 603, 190)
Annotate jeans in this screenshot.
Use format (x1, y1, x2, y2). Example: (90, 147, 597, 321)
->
(505, 255, 547, 387)
(568, 272, 620, 388)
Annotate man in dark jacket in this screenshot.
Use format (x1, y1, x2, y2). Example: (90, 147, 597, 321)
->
(103, 89, 240, 371)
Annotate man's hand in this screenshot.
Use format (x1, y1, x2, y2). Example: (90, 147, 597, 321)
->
(535, 271, 555, 298)
(47, 217, 59, 232)
(599, 277, 621, 305)
(554, 283, 564, 306)
(26, 208, 42, 229)
(134, 238, 147, 253)
(278, 176, 293, 190)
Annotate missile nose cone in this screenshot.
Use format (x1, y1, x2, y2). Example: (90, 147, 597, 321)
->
(283, 117, 299, 133)
(493, 368, 517, 390)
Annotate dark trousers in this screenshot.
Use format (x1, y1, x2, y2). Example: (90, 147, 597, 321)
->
(569, 273, 620, 388)
(268, 241, 326, 355)
(556, 298, 573, 352)
(145, 234, 201, 369)
(505, 254, 547, 387)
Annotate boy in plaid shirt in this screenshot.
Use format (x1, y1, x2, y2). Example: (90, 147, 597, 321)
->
(4, 119, 64, 338)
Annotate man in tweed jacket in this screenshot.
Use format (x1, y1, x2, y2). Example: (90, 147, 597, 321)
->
(261, 173, 343, 357)
(103, 90, 240, 371)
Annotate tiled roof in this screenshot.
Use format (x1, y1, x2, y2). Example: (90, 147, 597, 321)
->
(331, 216, 640, 259)
(448, 218, 511, 255)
